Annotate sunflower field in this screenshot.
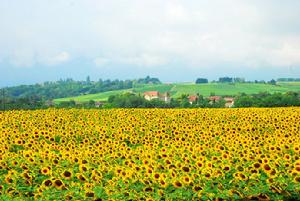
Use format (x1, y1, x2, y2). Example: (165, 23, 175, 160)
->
(0, 108, 299, 200)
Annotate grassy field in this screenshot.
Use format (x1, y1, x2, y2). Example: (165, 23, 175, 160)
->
(54, 89, 133, 102)
(171, 82, 300, 97)
(54, 82, 300, 103)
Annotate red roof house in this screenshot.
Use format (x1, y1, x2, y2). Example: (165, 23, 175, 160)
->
(188, 95, 198, 104)
(208, 96, 222, 102)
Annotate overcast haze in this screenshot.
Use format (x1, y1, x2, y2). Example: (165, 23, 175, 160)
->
(1, 0, 300, 86)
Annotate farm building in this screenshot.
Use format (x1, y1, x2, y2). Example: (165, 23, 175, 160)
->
(144, 91, 171, 103)
(208, 96, 222, 103)
(224, 97, 235, 108)
(95, 101, 104, 108)
(188, 95, 198, 104)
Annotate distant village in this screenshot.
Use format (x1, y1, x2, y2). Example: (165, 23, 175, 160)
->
(89, 91, 235, 108)
(143, 91, 235, 107)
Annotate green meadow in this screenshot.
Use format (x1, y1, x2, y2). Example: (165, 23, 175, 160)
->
(54, 82, 300, 103)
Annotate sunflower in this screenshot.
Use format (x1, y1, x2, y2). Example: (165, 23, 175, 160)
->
(40, 167, 51, 176)
(294, 176, 300, 183)
(22, 172, 33, 185)
(152, 172, 160, 180)
(204, 172, 211, 179)
(252, 162, 261, 169)
(159, 178, 168, 188)
(5, 175, 14, 184)
(157, 189, 164, 197)
(294, 160, 300, 167)
(181, 166, 190, 173)
(173, 180, 183, 188)
(76, 173, 87, 183)
(43, 179, 53, 188)
(223, 165, 231, 172)
(255, 194, 270, 200)
(85, 191, 95, 198)
(196, 161, 204, 169)
(143, 187, 153, 193)
(294, 166, 300, 173)
(182, 175, 192, 186)
(262, 164, 272, 173)
(79, 164, 88, 172)
(52, 158, 59, 165)
(238, 172, 248, 181)
(61, 170, 72, 180)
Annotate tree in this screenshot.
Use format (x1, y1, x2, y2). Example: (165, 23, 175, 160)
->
(211, 99, 226, 108)
(137, 76, 161, 84)
(88, 100, 95, 107)
(218, 77, 233, 83)
(196, 96, 210, 108)
(177, 94, 190, 108)
(86, 76, 91, 84)
(195, 78, 208, 84)
(277, 78, 300, 82)
(234, 95, 254, 107)
(233, 77, 245, 83)
(268, 79, 276, 85)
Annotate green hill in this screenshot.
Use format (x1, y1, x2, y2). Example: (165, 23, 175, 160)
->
(54, 82, 300, 103)
(53, 89, 133, 102)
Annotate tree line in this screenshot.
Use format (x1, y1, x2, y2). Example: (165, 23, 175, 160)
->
(234, 92, 300, 107)
(195, 77, 279, 85)
(277, 78, 300, 82)
(1, 76, 161, 100)
(105, 93, 224, 108)
(1, 91, 299, 110)
(104, 92, 300, 108)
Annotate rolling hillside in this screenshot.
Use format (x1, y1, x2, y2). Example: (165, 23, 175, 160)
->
(54, 82, 300, 103)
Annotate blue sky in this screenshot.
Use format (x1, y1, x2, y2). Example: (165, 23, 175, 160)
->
(0, 0, 300, 86)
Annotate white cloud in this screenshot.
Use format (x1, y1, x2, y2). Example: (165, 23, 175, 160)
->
(165, 2, 189, 24)
(10, 48, 35, 67)
(8, 50, 71, 67)
(46, 51, 70, 65)
(267, 40, 300, 67)
(120, 54, 168, 67)
(0, 0, 300, 70)
(94, 57, 109, 66)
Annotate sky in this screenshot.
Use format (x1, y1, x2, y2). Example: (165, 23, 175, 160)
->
(0, 0, 300, 86)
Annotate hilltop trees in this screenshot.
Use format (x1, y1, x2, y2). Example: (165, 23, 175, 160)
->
(195, 78, 208, 84)
(196, 77, 246, 84)
(218, 77, 245, 83)
(2, 78, 136, 100)
(268, 79, 276, 85)
(136, 76, 161, 84)
(233, 77, 245, 83)
(218, 77, 233, 83)
(277, 78, 300, 82)
(86, 76, 91, 84)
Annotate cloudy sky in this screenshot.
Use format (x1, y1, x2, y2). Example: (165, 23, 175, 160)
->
(1, 0, 300, 86)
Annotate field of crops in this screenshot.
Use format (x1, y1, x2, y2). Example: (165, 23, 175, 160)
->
(0, 108, 300, 200)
